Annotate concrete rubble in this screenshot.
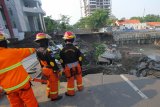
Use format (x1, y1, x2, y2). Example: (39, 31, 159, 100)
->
(132, 55, 160, 77)
(98, 44, 122, 64)
(6, 32, 160, 78)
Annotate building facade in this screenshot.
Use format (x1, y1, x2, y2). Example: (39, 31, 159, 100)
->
(0, 0, 14, 38)
(83, 0, 111, 16)
(0, 0, 46, 40)
(5, 0, 46, 32)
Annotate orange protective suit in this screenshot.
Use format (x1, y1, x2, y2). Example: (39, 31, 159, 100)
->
(0, 47, 38, 107)
(64, 63, 83, 95)
(36, 47, 60, 100)
(42, 67, 59, 99)
(60, 43, 83, 96)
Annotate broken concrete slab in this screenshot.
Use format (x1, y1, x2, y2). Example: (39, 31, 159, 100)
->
(22, 54, 39, 73)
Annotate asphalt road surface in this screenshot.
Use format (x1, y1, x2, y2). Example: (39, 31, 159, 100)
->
(1, 73, 160, 107)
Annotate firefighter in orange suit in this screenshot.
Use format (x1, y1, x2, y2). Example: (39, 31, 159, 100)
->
(60, 31, 83, 96)
(35, 33, 63, 101)
(0, 32, 38, 107)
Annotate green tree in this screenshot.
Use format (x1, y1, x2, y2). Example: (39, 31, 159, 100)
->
(130, 16, 144, 22)
(44, 16, 59, 33)
(74, 9, 109, 31)
(88, 9, 109, 30)
(106, 19, 114, 26)
(44, 15, 74, 34)
(93, 43, 106, 60)
(107, 14, 118, 26)
(59, 15, 73, 32)
(144, 14, 160, 22)
(74, 17, 89, 28)
(130, 14, 160, 22)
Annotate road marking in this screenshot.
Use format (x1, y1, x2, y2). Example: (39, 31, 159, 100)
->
(120, 74, 148, 99)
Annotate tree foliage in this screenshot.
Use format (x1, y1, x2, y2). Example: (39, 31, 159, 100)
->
(44, 16, 59, 33)
(144, 14, 160, 22)
(59, 15, 71, 32)
(130, 14, 160, 22)
(74, 17, 89, 28)
(93, 43, 106, 60)
(74, 9, 110, 31)
(44, 15, 73, 34)
(88, 9, 109, 30)
(130, 16, 144, 22)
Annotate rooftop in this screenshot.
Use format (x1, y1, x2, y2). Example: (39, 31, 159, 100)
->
(115, 19, 140, 26)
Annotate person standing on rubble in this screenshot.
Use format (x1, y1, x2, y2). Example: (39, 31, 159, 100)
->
(35, 33, 63, 101)
(60, 31, 83, 96)
(0, 32, 38, 107)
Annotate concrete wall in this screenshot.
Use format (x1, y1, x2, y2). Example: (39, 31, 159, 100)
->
(113, 31, 160, 45)
(119, 23, 147, 30)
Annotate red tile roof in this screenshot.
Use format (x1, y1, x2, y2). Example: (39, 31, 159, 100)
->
(146, 22, 160, 26)
(115, 19, 140, 26)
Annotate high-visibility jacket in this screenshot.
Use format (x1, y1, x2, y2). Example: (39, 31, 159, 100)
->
(0, 47, 35, 93)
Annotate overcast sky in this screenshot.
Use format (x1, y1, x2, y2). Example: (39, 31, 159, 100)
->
(41, 0, 160, 25)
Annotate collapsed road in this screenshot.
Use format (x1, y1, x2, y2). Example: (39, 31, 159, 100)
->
(1, 32, 160, 107)
(1, 44, 160, 107)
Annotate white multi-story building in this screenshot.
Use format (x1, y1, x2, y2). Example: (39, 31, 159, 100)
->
(83, 0, 111, 16)
(0, 0, 46, 40)
(5, 0, 46, 33)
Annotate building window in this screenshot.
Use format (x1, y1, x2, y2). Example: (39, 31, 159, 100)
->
(90, 2, 96, 4)
(9, 8, 13, 16)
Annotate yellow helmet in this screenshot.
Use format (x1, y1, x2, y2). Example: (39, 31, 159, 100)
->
(63, 31, 76, 40)
(35, 33, 51, 41)
(0, 32, 8, 42)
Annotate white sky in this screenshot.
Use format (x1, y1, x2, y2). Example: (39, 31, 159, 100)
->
(41, 0, 160, 25)
(41, 0, 81, 25)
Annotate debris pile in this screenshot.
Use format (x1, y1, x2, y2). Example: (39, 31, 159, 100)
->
(9, 33, 159, 76)
(119, 47, 144, 72)
(134, 55, 160, 77)
(98, 44, 122, 64)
